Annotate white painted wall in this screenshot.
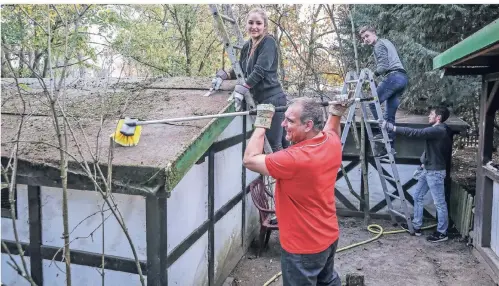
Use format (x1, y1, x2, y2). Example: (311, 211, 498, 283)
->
(41, 187, 147, 261)
(0, 115, 270, 286)
(1, 254, 31, 286)
(43, 259, 145, 285)
(167, 233, 209, 286)
(1, 184, 30, 243)
(492, 181, 499, 257)
(167, 161, 208, 252)
(2, 186, 147, 285)
(214, 204, 242, 277)
(166, 115, 260, 285)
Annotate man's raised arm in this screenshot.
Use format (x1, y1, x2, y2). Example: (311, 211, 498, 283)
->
(242, 104, 275, 176)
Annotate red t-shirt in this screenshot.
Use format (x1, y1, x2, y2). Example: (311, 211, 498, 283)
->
(265, 131, 341, 254)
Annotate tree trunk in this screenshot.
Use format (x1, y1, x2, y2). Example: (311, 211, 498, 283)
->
(185, 21, 192, 76)
(325, 4, 347, 76)
(47, 7, 72, 284)
(42, 56, 49, 78)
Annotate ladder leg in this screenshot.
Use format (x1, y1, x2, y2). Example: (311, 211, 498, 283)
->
(358, 68, 415, 233)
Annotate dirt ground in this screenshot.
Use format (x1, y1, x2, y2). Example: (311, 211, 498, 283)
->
(229, 216, 496, 286)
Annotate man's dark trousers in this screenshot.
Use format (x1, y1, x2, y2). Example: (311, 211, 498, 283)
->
(280, 239, 341, 286)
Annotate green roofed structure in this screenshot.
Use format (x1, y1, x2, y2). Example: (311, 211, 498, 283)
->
(434, 18, 499, 283)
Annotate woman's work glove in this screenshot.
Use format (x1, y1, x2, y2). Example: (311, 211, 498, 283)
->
(211, 69, 229, 91)
(232, 84, 249, 111)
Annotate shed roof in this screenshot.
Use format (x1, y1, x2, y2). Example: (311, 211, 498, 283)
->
(433, 18, 499, 75)
(1, 77, 236, 195)
(1, 77, 469, 196)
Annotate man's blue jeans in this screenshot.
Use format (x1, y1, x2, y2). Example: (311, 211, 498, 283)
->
(370, 71, 408, 144)
(412, 169, 449, 234)
(280, 240, 341, 286)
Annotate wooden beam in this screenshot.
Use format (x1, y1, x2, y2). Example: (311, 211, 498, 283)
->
(28, 186, 43, 285)
(146, 191, 168, 286)
(473, 246, 499, 283)
(452, 43, 499, 67)
(485, 72, 499, 82)
(475, 78, 496, 248)
(444, 67, 496, 76)
(483, 164, 499, 183)
(486, 80, 499, 115)
(337, 209, 407, 223)
(479, 80, 495, 165)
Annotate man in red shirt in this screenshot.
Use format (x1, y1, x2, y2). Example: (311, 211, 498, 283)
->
(243, 97, 350, 286)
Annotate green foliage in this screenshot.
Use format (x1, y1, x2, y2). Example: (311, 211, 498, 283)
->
(2, 3, 497, 127)
(109, 5, 222, 77)
(1, 4, 109, 77)
(335, 4, 499, 122)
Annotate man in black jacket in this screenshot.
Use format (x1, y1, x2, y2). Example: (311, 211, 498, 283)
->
(379, 106, 452, 242)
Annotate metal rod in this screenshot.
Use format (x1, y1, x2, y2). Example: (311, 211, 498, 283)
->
(129, 97, 372, 126)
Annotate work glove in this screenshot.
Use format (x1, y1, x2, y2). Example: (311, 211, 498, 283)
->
(232, 84, 249, 111)
(378, 120, 395, 132)
(254, 104, 275, 129)
(328, 91, 355, 117)
(211, 69, 229, 91)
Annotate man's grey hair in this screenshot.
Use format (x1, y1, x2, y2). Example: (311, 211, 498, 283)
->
(291, 97, 325, 130)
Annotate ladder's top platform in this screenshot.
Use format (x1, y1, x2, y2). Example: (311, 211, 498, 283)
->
(1, 77, 237, 195)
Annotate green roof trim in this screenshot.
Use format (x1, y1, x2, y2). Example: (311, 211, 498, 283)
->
(433, 18, 499, 70)
(164, 103, 237, 193)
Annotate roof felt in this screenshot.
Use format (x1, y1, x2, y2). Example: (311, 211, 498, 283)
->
(1, 77, 237, 195)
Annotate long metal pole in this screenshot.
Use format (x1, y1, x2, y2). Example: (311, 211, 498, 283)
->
(127, 98, 371, 126)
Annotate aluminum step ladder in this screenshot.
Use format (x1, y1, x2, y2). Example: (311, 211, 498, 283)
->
(340, 68, 415, 234)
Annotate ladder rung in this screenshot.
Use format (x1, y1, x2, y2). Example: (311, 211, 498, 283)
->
(386, 192, 400, 200)
(234, 45, 243, 49)
(375, 157, 389, 163)
(345, 80, 359, 84)
(219, 13, 236, 24)
(389, 209, 407, 219)
(382, 175, 397, 182)
(375, 153, 390, 159)
(371, 138, 385, 143)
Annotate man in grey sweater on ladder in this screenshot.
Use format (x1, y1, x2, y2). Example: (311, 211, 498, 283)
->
(359, 26, 408, 156)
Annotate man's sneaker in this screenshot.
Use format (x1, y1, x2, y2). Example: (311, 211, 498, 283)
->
(374, 145, 396, 158)
(427, 231, 448, 242)
(401, 223, 422, 236)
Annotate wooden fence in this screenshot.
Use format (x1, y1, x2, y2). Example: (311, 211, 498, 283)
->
(457, 134, 479, 148)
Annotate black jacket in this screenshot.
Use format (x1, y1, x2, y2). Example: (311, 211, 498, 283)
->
(230, 35, 283, 103)
(395, 123, 453, 170)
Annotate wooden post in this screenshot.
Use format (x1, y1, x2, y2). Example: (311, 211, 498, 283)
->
(474, 75, 497, 247)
